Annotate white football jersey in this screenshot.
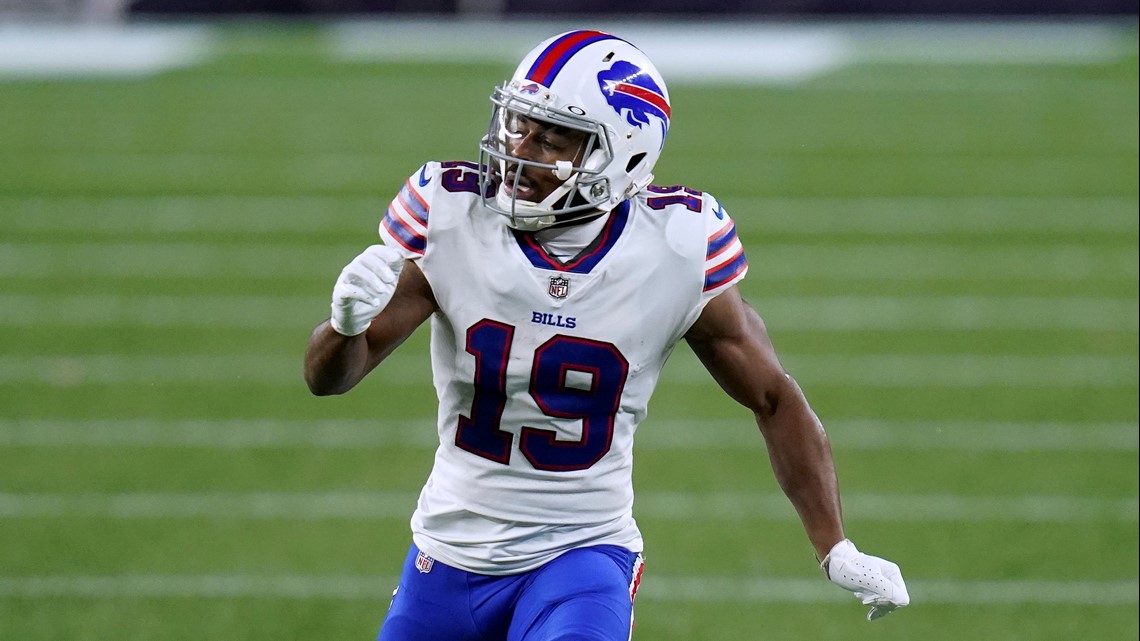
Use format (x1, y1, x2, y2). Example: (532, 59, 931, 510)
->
(377, 161, 748, 574)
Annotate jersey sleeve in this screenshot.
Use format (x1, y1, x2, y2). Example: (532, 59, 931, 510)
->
(700, 193, 748, 300)
(378, 162, 436, 261)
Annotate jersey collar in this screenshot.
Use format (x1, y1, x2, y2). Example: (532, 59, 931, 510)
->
(511, 200, 630, 273)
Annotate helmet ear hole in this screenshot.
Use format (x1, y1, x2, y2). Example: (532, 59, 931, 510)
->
(626, 153, 646, 174)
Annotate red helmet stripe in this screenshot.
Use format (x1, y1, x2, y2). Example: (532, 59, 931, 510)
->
(526, 30, 617, 87)
(612, 82, 671, 120)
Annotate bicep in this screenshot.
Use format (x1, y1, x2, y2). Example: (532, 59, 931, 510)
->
(684, 286, 789, 416)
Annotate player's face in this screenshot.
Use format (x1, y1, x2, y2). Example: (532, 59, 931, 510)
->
(501, 112, 588, 203)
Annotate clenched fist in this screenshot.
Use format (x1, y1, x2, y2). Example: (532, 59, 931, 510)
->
(329, 244, 406, 336)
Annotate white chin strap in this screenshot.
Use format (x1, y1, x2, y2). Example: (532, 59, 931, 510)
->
(496, 160, 583, 231)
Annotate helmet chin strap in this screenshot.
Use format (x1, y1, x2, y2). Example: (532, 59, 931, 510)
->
(626, 172, 654, 199)
(496, 160, 584, 231)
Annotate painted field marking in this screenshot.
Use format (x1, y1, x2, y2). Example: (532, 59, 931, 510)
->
(0, 491, 1134, 523)
(665, 352, 1139, 387)
(0, 574, 1134, 605)
(0, 293, 1134, 331)
(0, 353, 1135, 388)
(4, 196, 1134, 236)
(649, 577, 1139, 605)
(2, 243, 1133, 282)
(727, 196, 1139, 235)
(0, 419, 1134, 452)
(1, 196, 380, 234)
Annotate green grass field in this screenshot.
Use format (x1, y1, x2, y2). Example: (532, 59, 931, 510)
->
(1, 19, 1137, 641)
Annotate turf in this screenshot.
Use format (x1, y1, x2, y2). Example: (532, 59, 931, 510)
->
(0, 20, 1136, 641)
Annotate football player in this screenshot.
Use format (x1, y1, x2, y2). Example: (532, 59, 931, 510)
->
(304, 30, 909, 641)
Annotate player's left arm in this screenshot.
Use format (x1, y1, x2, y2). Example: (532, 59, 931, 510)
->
(685, 285, 843, 558)
(684, 285, 909, 619)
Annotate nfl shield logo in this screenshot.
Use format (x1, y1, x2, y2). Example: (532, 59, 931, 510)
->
(548, 276, 570, 299)
(415, 551, 434, 574)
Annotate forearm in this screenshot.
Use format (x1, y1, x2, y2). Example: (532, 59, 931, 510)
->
(687, 289, 908, 617)
(757, 375, 845, 560)
(305, 254, 436, 396)
(768, 386, 913, 619)
(303, 321, 372, 395)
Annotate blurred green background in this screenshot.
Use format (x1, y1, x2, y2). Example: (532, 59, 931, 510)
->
(0, 19, 1137, 641)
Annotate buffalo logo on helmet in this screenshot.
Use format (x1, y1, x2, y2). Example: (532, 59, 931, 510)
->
(519, 82, 543, 95)
(596, 61, 671, 138)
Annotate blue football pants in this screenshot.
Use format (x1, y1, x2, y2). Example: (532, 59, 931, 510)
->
(377, 543, 643, 641)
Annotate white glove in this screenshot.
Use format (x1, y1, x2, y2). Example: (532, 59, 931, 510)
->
(822, 539, 910, 621)
(329, 244, 405, 336)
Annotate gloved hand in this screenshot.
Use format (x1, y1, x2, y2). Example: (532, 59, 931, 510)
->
(329, 244, 405, 336)
(822, 539, 910, 621)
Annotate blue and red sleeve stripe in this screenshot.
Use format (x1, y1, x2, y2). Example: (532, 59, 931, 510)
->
(381, 179, 429, 255)
(703, 221, 747, 292)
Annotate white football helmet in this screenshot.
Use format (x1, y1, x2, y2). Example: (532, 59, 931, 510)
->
(478, 30, 671, 231)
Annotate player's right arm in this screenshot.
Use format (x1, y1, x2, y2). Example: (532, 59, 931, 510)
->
(304, 252, 436, 396)
(304, 163, 440, 395)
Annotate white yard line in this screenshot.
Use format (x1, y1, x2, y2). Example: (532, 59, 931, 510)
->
(0, 293, 1134, 331)
(0, 491, 1134, 523)
(4, 196, 1134, 235)
(636, 493, 1140, 522)
(751, 296, 1139, 331)
(664, 352, 1139, 387)
(726, 196, 1139, 235)
(1, 196, 381, 234)
(3, 243, 1133, 282)
(0, 573, 1134, 604)
(735, 245, 1139, 282)
(649, 577, 1140, 605)
(0, 418, 1134, 452)
(0, 353, 1135, 387)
